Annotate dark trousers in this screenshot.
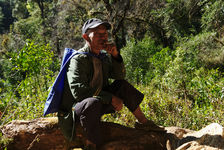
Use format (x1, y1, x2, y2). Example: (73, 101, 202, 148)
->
(74, 79, 144, 146)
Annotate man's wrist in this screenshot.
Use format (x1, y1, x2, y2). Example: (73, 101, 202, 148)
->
(111, 53, 123, 62)
(112, 51, 119, 58)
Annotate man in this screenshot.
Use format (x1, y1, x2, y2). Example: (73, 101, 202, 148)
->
(58, 18, 164, 149)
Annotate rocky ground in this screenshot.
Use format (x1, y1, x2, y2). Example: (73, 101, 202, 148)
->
(1, 117, 224, 150)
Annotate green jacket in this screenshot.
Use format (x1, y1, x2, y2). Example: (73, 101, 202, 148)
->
(58, 45, 125, 141)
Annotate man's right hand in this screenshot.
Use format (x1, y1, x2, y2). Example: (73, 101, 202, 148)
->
(111, 95, 123, 111)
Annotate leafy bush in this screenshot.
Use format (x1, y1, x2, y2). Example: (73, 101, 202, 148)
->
(201, 0, 224, 32)
(141, 84, 224, 130)
(188, 68, 224, 106)
(121, 36, 162, 84)
(161, 32, 224, 104)
(13, 17, 41, 40)
(145, 47, 174, 86)
(0, 7, 3, 32)
(0, 40, 59, 125)
(150, 0, 203, 47)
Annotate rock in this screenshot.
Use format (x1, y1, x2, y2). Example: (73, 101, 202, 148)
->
(1, 117, 224, 150)
(165, 126, 194, 139)
(176, 141, 219, 150)
(1, 117, 69, 150)
(1, 117, 168, 150)
(174, 123, 224, 150)
(184, 123, 224, 138)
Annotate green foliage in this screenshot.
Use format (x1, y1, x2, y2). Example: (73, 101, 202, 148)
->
(188, 68, 224, 106)
(121, 36, 174, 85)
(0, 132, 12, 150)
(0, 0, 15, 33)
(0, 7, 3, 31)
(0, 41, 59, 125)
(13, 15, 41, 40)
(150, 0, 203, 47)
(146, 47, 174, 85)
(121, 36, 162, 84)
(201, 0, 224, 32)
(12, 0, 29, 19)
(161, 32, 222, 100)
(141, 85, 224, 130)
(11, 40, 53, 76)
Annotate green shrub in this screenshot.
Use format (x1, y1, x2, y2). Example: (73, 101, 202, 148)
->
(121, 36, 162, 84)
(0, 131, 12, 150)
(0, 40, 59, 125)
(13, 17, 41, 40)
(188, 68, 224, 106)
(161, 32, 223, 104)
(201, 0, 224, 32)
(146, 47, 174, 86)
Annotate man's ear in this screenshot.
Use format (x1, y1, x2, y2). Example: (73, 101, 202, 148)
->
(83, 34, 91, 42)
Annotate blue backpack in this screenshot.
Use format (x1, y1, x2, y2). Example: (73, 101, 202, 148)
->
(43, 48, 89, 116)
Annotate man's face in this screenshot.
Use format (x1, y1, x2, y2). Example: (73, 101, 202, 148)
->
(87, 25, 109, 53)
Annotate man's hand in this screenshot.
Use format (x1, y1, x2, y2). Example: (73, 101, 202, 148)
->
(111, 95, 123, 111)
(105, 43, 119, 58)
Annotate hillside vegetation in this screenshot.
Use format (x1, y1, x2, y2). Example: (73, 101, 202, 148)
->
(0, 0, 223, 143)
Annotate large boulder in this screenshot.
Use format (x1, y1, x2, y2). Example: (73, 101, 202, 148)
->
(1, 117, 224, 150)
(166, 123, 224, 150)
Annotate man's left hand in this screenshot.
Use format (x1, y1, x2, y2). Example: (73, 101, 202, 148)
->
(105, 43, 119, 58)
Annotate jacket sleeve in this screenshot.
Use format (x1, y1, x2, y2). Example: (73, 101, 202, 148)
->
(110, 54, 126, 79)
(67, 54, 112, 104)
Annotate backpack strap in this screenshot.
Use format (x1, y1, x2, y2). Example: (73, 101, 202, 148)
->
(43, 48, 89, 116)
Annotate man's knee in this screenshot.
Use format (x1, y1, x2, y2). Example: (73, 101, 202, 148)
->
(85, 97, 102, 110)
(75, 97, 102, 116)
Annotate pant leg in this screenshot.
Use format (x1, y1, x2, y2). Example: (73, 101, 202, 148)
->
(108, 79, 144, 112)
(74, 97, 103, 146)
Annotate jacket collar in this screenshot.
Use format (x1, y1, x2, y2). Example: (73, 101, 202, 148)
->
(80, 44, 107, 60)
